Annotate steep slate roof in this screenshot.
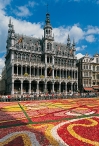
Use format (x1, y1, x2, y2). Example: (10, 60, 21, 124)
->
(14, 33, 72, 57)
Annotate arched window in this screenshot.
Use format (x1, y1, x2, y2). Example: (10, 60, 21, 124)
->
(22, 54, 25, 60)
(97, 74, 99, 79)
(47, 42, 52, 50)
(14, 52, 17, 59)
(26, 54, 29, 61)
(18, 53, 21, 60)
(46, 30, 48, 34)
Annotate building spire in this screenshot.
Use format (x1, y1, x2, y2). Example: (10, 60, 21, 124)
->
(67, 34, 71, 46)
(73, 38, 75, 46)
(47, 3, 48, 13)
(9, 18, 11, 25)
(45, 13, 50, 25)
(8, 17, 12, 27)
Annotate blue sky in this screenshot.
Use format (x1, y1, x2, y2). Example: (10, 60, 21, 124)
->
(0, 0, 99, 73)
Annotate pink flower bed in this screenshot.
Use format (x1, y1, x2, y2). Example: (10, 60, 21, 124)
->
(0, 98, 99, 145)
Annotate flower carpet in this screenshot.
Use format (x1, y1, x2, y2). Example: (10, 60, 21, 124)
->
(0, 98, 99, 146)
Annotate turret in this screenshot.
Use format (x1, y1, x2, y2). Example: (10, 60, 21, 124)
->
(44, 13, 53, 39)
(67, 34, 71, 47)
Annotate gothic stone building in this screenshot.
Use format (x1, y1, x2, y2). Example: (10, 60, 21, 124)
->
(5, 13, 78, 95)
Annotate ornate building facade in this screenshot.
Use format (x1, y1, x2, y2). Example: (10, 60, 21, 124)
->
(5, 12, 78, 95)
(77, 53, 99, 93)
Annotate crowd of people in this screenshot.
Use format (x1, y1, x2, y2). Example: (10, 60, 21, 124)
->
(0, 92, 98, 102)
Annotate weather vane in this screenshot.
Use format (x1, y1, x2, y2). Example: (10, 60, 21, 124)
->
(47, 3, 48, 13)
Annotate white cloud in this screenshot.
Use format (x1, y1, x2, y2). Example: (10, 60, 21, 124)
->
(82, 45, 87, 49)
(0, 58, 5, 74)
(85, 35, 96, 42)
(69, 25, 84, 42)
(96, 0, 99, 4)
(76, 53, 84, 59)
(14, 1, 38, 17)
(76, 45, 87, 51)
(0, 0, 11, 9)
(86, 25, 99, 34)
(15, 6, 32, 17)
(12, 18, 43, 37)
(53, 25, 84, 44)
(28, 1, 38, 7)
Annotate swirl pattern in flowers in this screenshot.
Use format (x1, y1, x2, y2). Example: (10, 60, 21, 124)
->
(0, 98, 99, 145)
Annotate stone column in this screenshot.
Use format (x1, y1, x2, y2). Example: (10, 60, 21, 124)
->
(12, 65, 14, 75)
(52, 82, 54, 92)
(37, 82, 39, 93)
(45, 82, 47, 91)
(52, 68, 54, 79)
(52, 56, 54, 79)
(11, 82, 14, 95)
(45, 55, 47, 78)
(49, 57, 50, 63)
(65, 70, 67, 79)
(71, 83, 73, 94)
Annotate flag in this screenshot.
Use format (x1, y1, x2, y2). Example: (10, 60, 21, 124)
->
(69, 49, 73, 54)
(18, 37, 23, 43)
(36, 42, 38, 48)
(12, 37, 23, 47)
(48, 68, 52, 75)
(58, 46, 60, 51)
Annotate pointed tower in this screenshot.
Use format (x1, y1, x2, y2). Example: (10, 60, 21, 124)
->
(8, 18, 12, 37)
(42, 9, 55, 82)
(67, 34, 71, 47)
(11, 23, 15, 47)
(44, 13, 52, 38)
(72, 38, 76, 56)
(7, 18, 15, 50)
(43, 11, 54, 52)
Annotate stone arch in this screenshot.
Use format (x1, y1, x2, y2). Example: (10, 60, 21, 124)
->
(31, 80, 37, 92)
(14, 64, 17, 75)
(18, 64, 21, 75)
(47, 67, 52, 76)
(23, 80, 29, 93)
(42, 67, 45, 76)
(47, 81, 52, 93)
(61, 82, 65, 92)
(39, 81, 44, 92)
(73, 82, 77, 92)
(27, 65, 30, 75)
(14, 80, 21, 93)
(54, 82, 59, 92)
(23, 65, 26, 75)
(67, 82, 71, 92)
